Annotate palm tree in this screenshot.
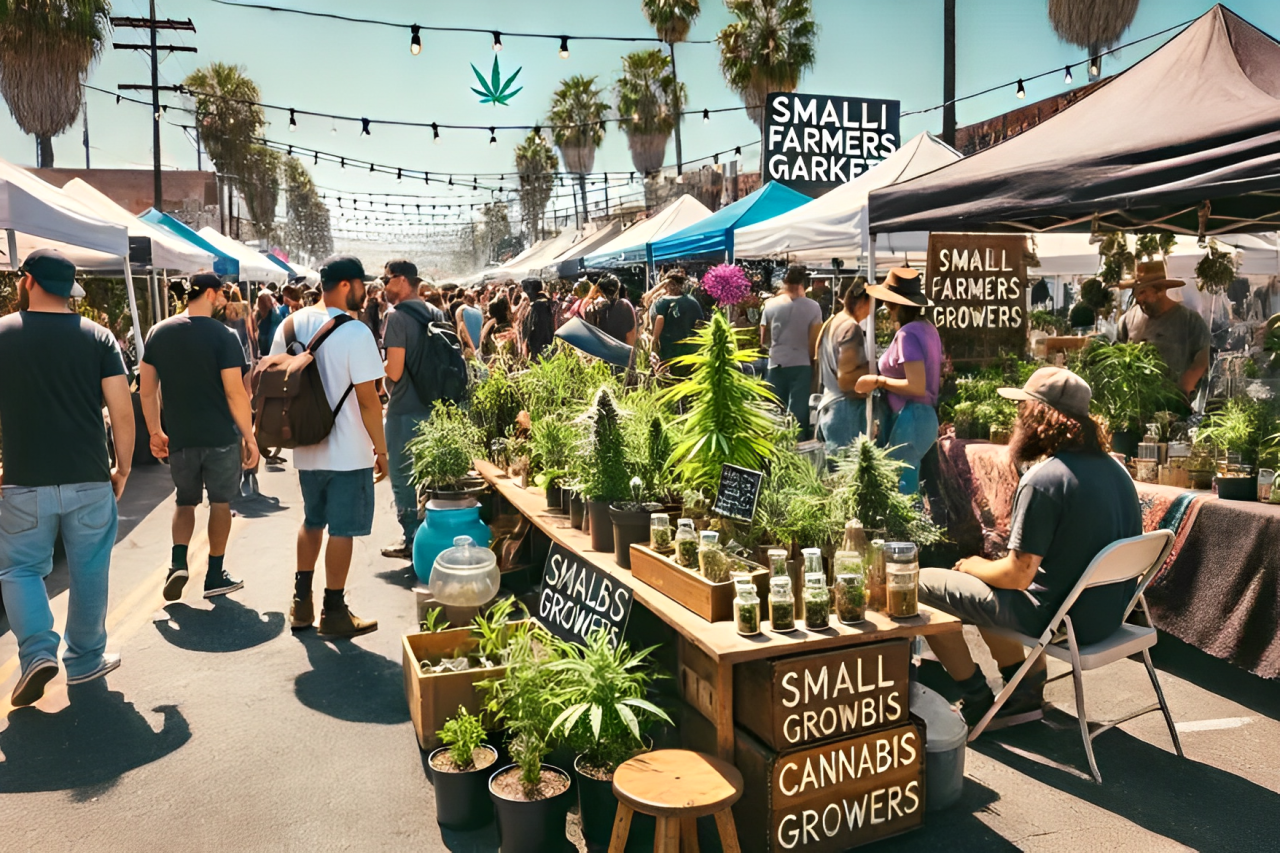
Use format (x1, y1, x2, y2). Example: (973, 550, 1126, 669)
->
(717, 0, 818, 131)
(616, 49, 684, 178)
(1048, 0, 1140, 80)
(183, 63, 265, 236)
(240, 143, 282, 242)
(0, 0, 111, 167)
(548, 75, 609, 228)
(282, 157, 332, 262)
(515, 130, 559, 241)
(641, 0, 700, 173)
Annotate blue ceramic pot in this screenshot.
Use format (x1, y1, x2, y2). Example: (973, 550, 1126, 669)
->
(413, 501, 492, 584)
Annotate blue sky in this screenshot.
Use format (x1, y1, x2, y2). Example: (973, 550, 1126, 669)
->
(4, 0, 1280, 228)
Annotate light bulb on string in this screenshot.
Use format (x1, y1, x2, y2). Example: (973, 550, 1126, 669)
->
(361, 118, 371, 136)
(702, 108, 710, 123)
(289, 108, 297, 131)
(340, 157, 346, 168)
(424, 172, 430, 185)
(396, 168, 402, 182)
(330, 118, 337, 135)
(313, 151, 319, 164)
(369, 162, 375, 173)
(448, 176, 453, 187)
(410, 24, 422, 55)
(559, 36, 570, 59)
(432, 123, 440, 143)
(492, 31, 502, 51)
(1063, 65, 1073, 85)
(489, 127, 497, 147)
(1090, 55, 1100, 76)
(1016, 78, 1025, 99)
(735, 145, 743, 167)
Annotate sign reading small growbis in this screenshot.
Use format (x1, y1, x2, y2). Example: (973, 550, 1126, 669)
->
(714, 464, 764, 523)
(764, 92, 901, 198)
(925, 233, 1031, 364)
(537, 542, 632, 648)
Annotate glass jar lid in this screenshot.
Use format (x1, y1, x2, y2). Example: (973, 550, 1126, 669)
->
(677, 518, 696, 530)
(699, 530, 719, 546)
(800, 547, 822, 558)
(736, 586, 759, 602)
(804, 572, 826, 587)
(884, 542, 918, 563)
(770, 576, 792, 592)
(651, 513, 670, 527)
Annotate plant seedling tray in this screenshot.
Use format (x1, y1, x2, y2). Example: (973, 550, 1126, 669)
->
(630, 545, 768, 623)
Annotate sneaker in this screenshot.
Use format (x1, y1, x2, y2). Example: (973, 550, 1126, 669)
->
(290, 595, 315, 631)
(240, 473, 259, 498)
(11, 658, 58, 707)
(380, 540, 412, 560)
(162, 567, 189, 602)
(317, 601, 378, 639)
(203, 567, 244, 598)
(66, 653, 121, 686)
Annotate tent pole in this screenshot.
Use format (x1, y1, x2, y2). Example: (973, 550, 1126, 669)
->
(864, 233, 878, 438)
(123, 264, 146, 363)
(6, 228, 17, 271)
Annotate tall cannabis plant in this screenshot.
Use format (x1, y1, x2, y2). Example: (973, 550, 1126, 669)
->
(829, 436, 943, 546)
(579, 387, 631, 503)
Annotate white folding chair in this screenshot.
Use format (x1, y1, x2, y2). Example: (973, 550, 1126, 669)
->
(968, 530, 1185, 783)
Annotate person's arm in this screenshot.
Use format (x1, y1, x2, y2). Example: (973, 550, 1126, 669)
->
(354, 380, 389, 483)
(102, 374, 134, 498)
(139, 361, 168, 459)
(454, 308, 475, 353)
(1181, 347, 1209, 396)
(624, 303, 638, 347)
(220, 366, 259, 470)
(807, 318, 822, 365)
(651, 314, 666, 360)
(836, 337, 869, 395)
(953, 550, 1042, 591)
(385, 346, 406, 383)
(854, 360, 926, 397)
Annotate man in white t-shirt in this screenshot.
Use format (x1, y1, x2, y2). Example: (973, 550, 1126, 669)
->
(270, 255, 388, 638)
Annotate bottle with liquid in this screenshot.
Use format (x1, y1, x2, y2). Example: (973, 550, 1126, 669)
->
(884, 542, 920, 618)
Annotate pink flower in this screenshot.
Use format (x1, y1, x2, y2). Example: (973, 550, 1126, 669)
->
(701, 264, 751, 306)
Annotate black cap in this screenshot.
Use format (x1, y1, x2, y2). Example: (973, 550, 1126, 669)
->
(319, 254, 373, 290)
(187, 273, 222, 297)
(19, 248, 84, 298)
(385, 259, 419, 282)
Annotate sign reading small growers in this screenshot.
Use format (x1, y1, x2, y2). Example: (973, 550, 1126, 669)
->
(714, 464, 764, 523)
(537, 542, 632, 648)
(764, 92, 901, 198)
(925, 233, 1031, 364)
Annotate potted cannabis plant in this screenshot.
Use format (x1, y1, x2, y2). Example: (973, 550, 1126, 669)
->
(1196, 397, 1274, 500)
(579, 387, 632, 553)
(1071, 340, 1182, 457)
(829, 437, 944, 547)
(408, 402, 487, 500)
(530, 418, 580, 515)
(429, 706, 499, 830)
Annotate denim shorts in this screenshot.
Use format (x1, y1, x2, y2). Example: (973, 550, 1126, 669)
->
(299, 468, 375, 538)
(170, 443, 242, 506)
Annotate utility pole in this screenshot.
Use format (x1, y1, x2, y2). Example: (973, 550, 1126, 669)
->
(82, 101, 90, 168)
(112, 6, 196, 211)
(669, 43, 683, 176)
(942, 0, 956, 147)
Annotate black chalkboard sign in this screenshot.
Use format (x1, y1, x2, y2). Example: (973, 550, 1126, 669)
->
(537, 542, 632, 648)
(763, 92, 901, 198)
(714, 464, 764, 522)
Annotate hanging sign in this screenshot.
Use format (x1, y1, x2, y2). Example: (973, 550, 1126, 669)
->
(764, 93, 901, 198)
(925, 233, 1031, 364)
(713, 464, 764, 523)
(537, 542, 632, 648)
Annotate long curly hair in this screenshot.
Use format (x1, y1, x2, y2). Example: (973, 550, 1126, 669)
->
(1009, 399, 1111, 467)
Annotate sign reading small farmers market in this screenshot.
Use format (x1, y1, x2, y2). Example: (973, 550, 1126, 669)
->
(764, 92, 901, 198)
(925, 233, 1031, 364)
(537, 542, 632, 648)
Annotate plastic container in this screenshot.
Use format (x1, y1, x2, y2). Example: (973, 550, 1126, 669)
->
(885, 542, 919, 618)
(650, 513, 673, 552)
(734, 586, 762, 636)
(413, 498, 492, 584)
(674, 520, 698, 568)
(767, 548, 789, 578)
(769, 576, 796, 632)
(428, 535, 500, 610)
(910, 682, 968, 811)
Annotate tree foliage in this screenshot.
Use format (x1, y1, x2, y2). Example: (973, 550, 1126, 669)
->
(717, 0, 818, 129)
(641, 0, 701, 44)
(281, 156, 332, 261)
(514, 130, 558, 241)
(548, 75, 610, 174)
(616, 49, 685, 175)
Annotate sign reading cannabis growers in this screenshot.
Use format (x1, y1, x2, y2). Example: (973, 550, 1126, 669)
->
(764, 92, 901, 198)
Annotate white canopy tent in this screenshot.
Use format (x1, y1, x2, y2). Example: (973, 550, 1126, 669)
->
(462, 237, 550, 285)
(483, 229, 580, 282)
(581, 194, 713, 268)
(197, 227, 288, 284)
(61, 179, 215, 273)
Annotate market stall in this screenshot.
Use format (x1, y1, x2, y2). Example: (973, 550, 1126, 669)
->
(541, 220, 623, 280)
(649, 181, 810, 263)
(581, 194, 712, 270)
(196, 227, 288, 284)
(139, 208, 239, 279)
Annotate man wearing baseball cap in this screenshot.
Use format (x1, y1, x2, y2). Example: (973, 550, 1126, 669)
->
(916, 367, 1141, 733)
(269, 254, 387, 638)
(0, 249, 136, 705)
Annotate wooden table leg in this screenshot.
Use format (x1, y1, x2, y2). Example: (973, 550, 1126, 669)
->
(681, 817, 701, 853)
(608, 803, 633, 853)
(714, 809, 743, 853)
(655, 816, 680, 853)
(715, 661, 734, 761)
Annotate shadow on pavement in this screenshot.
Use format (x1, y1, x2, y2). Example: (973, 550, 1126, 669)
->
(375, 564, 418, 590)
(438, 823, 502, 853)
(230, 492, 290, 519)
(155, 597, 285, 653)
(1150, 634, 1280, 722)
(869, 777, 1018, 852)
(292, 633, 411, 725)
(0, 679, 190, 796)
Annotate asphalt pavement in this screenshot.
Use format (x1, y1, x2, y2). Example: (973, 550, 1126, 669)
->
(0, 458, 1277, 852)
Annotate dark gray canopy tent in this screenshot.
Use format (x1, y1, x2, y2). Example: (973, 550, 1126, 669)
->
(868, 4, 1280, 236)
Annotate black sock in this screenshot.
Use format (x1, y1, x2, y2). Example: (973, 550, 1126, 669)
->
(208, 554, 224, 577)
(323, 588, 345, 610)
(295, 571, 314, 598)
(1001, 661, 1045, 690)
(958, 669, 991, 700)
(172, 544, 188, 570)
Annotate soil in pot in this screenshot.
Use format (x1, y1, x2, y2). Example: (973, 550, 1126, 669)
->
(573, 756, 655, 851)
(569, 495, 585, 530)
(586, 500, 614, 553)
(610, 503, 658, 570)
(489, 765, 574, 853)
(428, 745, 499, 830)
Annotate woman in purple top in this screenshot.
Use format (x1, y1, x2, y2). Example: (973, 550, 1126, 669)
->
(855, 268, 943, 494)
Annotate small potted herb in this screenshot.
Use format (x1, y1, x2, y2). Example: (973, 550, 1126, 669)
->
(429, 707, 499, 830)
(530, 418, 580, 514)
(407, 402, 486, 500)
(579, 388, 632, 553)
(1196, 397, 1273, 500)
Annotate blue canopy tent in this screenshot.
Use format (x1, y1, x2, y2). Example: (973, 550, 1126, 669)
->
(264, 252, 296, 277)
(648, 182, 811, 264)
(139, 208, 238, 278)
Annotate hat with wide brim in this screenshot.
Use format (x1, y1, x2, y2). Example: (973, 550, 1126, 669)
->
(1115, 259, 1185, 290)
(865, 267, 931, 307)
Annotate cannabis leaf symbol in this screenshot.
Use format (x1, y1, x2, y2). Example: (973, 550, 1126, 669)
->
(471, 56, 522, 106)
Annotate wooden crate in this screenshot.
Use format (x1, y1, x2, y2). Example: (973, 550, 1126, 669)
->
(401, 627, 507, 751)
(630, 545, 768, 623)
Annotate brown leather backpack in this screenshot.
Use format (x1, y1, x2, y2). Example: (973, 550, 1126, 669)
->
(251, 313, 355, 450)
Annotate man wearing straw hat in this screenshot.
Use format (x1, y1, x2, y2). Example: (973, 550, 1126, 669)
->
(1115, 259, 1211, 399)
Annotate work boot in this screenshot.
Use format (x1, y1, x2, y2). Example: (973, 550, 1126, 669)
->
(317, 591, 378, 639)
(290, 595, 315, 631)
(380, 539, 412, 560)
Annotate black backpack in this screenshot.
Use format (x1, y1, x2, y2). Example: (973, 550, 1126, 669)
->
(524, 295, 557, 360)
(396, 300, 469, 406)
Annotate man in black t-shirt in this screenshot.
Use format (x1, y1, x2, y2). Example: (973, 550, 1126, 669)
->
(0, 249, 135, 706)
(520, 278, 557, 361)
(141, 273, 259, 602)
(650, 273, 705, 376)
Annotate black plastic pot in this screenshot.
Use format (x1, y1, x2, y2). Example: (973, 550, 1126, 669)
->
(561, 487, 573, 515)
(573, 755, 655, 852)
(428, 745, 498, 830)
(1112, 429, 1141, 460)
(587, 500, 614, 553)
(545, 483, 565, 514)
(569, 494, 585, 530)
(610, 504, 654, 570)
(1216, 474, 1258, 501)
(488, 764, 574, 853)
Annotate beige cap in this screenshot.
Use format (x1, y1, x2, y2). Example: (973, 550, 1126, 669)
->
(997, 366, 1092, 422)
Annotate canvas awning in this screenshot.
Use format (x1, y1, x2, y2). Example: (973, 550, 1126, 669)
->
(545, 221, 625, 279)
(197, 227, 288, 284)
(60, 178, 216, 274)
(650, 182, 811, 263)
(869, 5, 1280, 237)
(140, 209, 238, 278)
(582, 195, 713, 269)
(484, 229, 580, 281)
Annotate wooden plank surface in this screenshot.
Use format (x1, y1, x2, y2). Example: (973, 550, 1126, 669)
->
(477, 460, 961, 665)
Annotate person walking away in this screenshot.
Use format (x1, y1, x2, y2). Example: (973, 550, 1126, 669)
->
(521, 278, 557, 361)
(363, 283, 387, 349)
(268, 255, 388, 638)
(140, 273, 258, 601)
(456, 289, 484, 359)
(0, 249, 134, 705)
(650, 272, 705, 377)
(584, 275, 638, 346)
(222, 287, 253, 364)
(379, 260, 445, 559)
(815, 278, 881, 454)
(856, 268, 942, 494)
(481, 297, 518, 363)
(254, 292, 279, 359)
(1115, 260, 1211, 405)
(918, 368, 1139, 731)
(760, 265, 823, 439)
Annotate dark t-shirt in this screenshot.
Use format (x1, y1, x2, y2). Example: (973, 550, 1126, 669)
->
(1008, 450, 1142, 644)
(653, 294, 704, 362)
(143, 315, 246, 451)
(383, 299, 444, 417)
(0, 311, 126, 486)
(585, 297, 637, 343)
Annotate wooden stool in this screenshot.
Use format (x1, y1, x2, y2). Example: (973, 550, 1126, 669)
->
(610, 749, 744, 853)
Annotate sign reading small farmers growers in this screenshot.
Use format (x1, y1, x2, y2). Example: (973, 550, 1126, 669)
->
(537, 542, 632, 648)
(925, 233, 1031, 364)
(764, 92, 901, 198)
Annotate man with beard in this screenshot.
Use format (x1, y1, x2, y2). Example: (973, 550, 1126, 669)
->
(917, 367, 1141, 731)
(269, 255, 388, 638)
(1116, 260, 1211, 400)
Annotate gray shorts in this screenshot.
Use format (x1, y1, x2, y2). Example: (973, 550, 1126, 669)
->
(170, 443, 242, 507)
(918, 568, 1047, 637)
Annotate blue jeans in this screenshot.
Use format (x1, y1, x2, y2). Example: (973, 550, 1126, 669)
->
(386, 410, 430, 542)
(767, 365, 813, 436)
(885, 402, 939, 494)
(816, 396, 889, 456)
(0, 482, 117, 679)
(299, 469, 375, 538)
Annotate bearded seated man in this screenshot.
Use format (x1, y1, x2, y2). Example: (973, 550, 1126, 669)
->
(919, 367, 1142, 731)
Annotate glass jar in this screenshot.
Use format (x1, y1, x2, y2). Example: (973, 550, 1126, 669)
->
(867, 539, 887, 613)
(734, 586, 762, 636)
(833, 550, 867, 624)
(699, 531, 730, 582)
(650, 513, 673, 552)
(769, 576, 796, 632)
(884, 542, 920, 618)
(803, 572, 831, 630)
(674, 519, 698, 568)
(767, 548, 789, 578)
(802, 547, 826, 585)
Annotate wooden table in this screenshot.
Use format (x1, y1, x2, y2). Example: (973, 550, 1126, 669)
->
(477, 461, 962, 761)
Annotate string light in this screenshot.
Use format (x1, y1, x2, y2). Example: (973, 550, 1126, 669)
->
(1090, 56, 1100, 76)
(702, 108, 710, 123)
(432, 122, 440, 143)
(340, 157, 345, 168)
(492, 31, 502, 51)
(559, 36, 570, 58)
(361, 117, 371, 135)
(410, 24, 422, 55)
(396, 168, 402, 182)
(1016, 78, 1025, 99)
(330, 118, 337, 135)
(1063, 64, 1073, 85)
(489, 127, 497, 146)
(289, 108, 297, 130)
(313, 151, 319, 164)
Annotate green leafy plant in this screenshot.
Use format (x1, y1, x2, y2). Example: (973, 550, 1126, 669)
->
(1195, 239, 1239, 295)
(469, 363, 525, 452)
(1196, 397, 1275, 467)
(549, 629, 671, 774)
(408, 402, 485, 491)
(1078, 276, 1113, 312)
(437, 706, 488, 770)
(471, 55, 523, 106)
(579, 387, 632, 504)
(829, 437, 944, 546)
(1134, 232, 1176, 262)
(471, 597, 528, 664)
(517, 342, 617, 422)
(1070, 340, 1182, 434)
(751, 427, 835, 550)
(1098, 233, 1134, 286)
(530, 417, 581, 488)
(1029, 309, 1070, 336)
(419, 609, 451, 634)
(481, 624, 567, 795)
